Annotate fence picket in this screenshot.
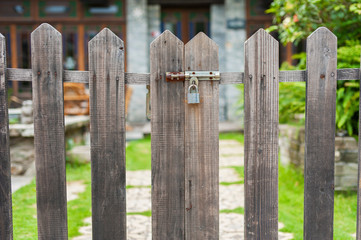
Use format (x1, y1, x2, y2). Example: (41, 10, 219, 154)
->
(88, 28, 126, 239)
(244, 29, 279, 239)
(31, 23, 68, 239)
(356, 47, 361, 240)
(0, 33, 13, 240)
(184, 32, 219, 239)
(304, 27, 337, 239)
(150, 30, 185, 239)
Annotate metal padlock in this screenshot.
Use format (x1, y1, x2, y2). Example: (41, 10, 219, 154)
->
(187, 84, 200, 104)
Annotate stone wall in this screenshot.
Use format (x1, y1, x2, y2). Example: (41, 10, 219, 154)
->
(125, 0, 245, 124)
(279, 124, 359, 190)
(9, 116, 89, 176)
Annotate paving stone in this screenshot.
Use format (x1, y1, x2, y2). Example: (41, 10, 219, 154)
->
(127, 170, 151, 186)
(220, 213, 293, 239)
(67, 180, 86, 202)
(220, 147, 244, 156)
(127, 187, 151, 212)
(73, 215, 152, 240)
(219, 139, 242, 147)
(220, 155, 244, 167)
(220, 184, 244, 209)
(220, 168, 241, 183)
(127, 215, 151, 240)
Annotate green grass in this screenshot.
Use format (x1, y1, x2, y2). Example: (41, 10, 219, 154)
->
(220, 166, 244, 185)
(12, 136, 155, 239)
(128, 210, 152, 217)
(219, 132, 244, 144)
(279, 163, 358, 239)
(12, 132, 359, 239)
(12, 162, 92, 239)
(126, 135, 151, 170)
(220, 207, 244, 214)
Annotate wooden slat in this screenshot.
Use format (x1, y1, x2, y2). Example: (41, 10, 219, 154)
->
(220, 72, 243, 84)
(337, 68, 360, 81)
(304, 27, 337, 239)
(150, 30, 185, 239)
(244, 29, 279, 239)
(280, 70, 306, 82)
(0, 33, 13, 240)
(5, 68, 361, 84)
(356, 45, 361, 240)
(10, 24, 18, 97)
(184, 32, 219, 239)
(31, 23, 68, 239)
(89, 28, 126, 239)
(125, 72, 150, 85)
(64, 70, 89, 83)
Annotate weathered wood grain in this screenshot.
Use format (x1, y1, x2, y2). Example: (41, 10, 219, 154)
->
(304, 27, 337, 240)
(88, 28, 126, 239)
(244, 29, 279, 239)
(184, 32, 219, 239)
(0, 33, 13, 240)
(5, 68, 361, 84)
(150, 30, 185, 239)
(220, 72, 243, 84)
(280, 70, 306, 82)
(31, 23, 68, 239)
(356, 48, 361, 240)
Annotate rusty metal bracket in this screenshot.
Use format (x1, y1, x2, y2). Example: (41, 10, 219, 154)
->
(166, 71, 220, 82)
(165, 72, 185, 82)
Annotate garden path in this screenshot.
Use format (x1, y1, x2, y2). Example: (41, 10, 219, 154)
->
(71, 139, 293, 240)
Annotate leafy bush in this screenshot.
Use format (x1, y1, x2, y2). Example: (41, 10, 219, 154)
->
(266, 0, 361, 46)
(278, 42, 361, 135)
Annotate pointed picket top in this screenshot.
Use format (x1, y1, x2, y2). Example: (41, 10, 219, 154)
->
(245, 28, 278, 46)
(308, 27, 337, 41)
(185, 32, 218, 50)
(150, 30, 183, 48)
(185, 32, 218, 70)
(89, 27, 124, 48)
(31, 23, 61, 39)
(0, 33, 5, 61)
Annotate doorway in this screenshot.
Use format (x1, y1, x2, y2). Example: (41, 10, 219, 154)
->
(161, 7, 210, 43)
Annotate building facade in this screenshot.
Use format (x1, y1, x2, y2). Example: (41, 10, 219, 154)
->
(0, 0, 289, 123)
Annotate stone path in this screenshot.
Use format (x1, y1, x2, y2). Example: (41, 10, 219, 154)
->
(72, 139, 293, 239)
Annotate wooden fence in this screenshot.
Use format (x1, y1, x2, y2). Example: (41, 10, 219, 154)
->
(0, 23, 361, 239)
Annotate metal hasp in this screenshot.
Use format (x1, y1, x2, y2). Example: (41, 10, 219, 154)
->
(165, 71, 220, 82)
(185, 71, 220, 81)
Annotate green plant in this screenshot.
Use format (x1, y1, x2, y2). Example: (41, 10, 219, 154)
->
(266, 0, 361, 46)
(277, 41, 361, 135)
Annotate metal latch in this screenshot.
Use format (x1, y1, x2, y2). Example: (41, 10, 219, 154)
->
(166, 71, 220, 82)
(147, 71, 220, 118)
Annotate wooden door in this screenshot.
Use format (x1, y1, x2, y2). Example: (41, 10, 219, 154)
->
(161, 7, 210, 42)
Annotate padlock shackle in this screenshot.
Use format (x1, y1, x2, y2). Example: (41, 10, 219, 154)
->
(188, 84, 198, 93)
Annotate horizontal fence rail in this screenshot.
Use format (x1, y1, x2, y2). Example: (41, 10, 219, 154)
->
(1, 23, 361, 240)
(5, 68, 361, 84)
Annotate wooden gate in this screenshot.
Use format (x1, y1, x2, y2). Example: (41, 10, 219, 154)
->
(1, 23, 361, 239)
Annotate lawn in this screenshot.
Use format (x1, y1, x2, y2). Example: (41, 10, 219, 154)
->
(11, 132, 358, 239)
(278, 163, 358, 239)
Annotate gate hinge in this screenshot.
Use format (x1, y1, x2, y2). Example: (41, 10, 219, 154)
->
(166, 71, 220, 82)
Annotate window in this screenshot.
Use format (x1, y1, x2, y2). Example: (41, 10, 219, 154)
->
(38, 0, 77, 18)
(62, 25, 78, 70)
(0, 1, 31, 18)
(84, 0, 124, 18)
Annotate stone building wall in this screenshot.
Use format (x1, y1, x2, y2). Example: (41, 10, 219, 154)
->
(126, 0, 245, 124)
(279, 124, 359, 190)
